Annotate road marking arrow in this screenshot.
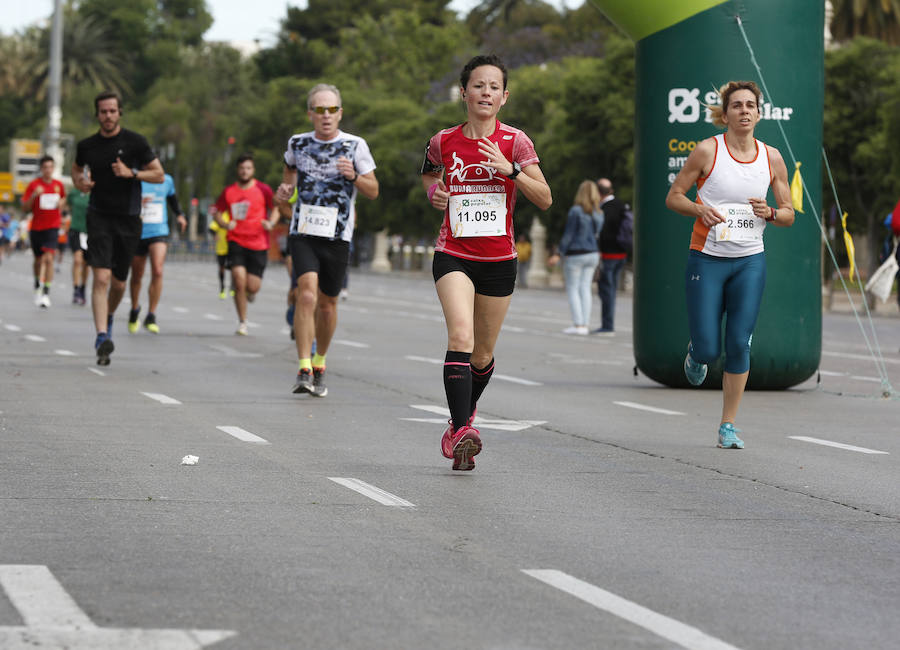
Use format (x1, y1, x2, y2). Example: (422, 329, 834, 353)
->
(0, 565, 236, 648)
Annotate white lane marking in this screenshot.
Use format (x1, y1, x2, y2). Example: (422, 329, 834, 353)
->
(333, 339, 370, 348)
(614, 401, 685, 416)
(172, 306, 189, 313)
(788, 436, 889, 455)
(141, 392, 182, 405)
(849, 375, 882, 383)
(822, 350, 900, 365)
(216, 425, 269, 444)
(818, 370, 846, 377)
(0, 564, 236, 647)
(327, 477, 415, 507)
(87, 367, 106, 376)
(405, 355, 542, 386)
(24, 334, 46, 342)
(55, 349, 77, 356)
(207, 344, 262, 358)
(4, 324, 22, 332)
(404, 405, 546, 432)
(523, 570, 742, 650)
(0, 565, 97, 629)
(203, 313, 223, 321)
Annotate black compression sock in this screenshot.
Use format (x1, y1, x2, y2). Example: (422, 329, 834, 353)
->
(443, 351, 472, 432)
(470, 357, 495, 415)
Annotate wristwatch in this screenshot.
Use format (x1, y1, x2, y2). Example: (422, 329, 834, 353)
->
(131, 167, 139, 178)
(506, 161, 521, 179)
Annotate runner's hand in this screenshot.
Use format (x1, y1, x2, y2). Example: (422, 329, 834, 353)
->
(112, 157, 133, 178)
(75, 175, 94, 192)
(696, 204, 725, 227)
(336, 156, 355, 179)
(428, 179, 449, 210)
(177, 214, 187, 233)
(748, 197, 770, 219)
(477, 137, 513, 177)
(276, 183, 294, 202)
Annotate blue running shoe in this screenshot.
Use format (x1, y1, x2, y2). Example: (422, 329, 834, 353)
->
(95, 332, 114, 366)
(717, 422, 744, 449)
(683, 342, 708, 386)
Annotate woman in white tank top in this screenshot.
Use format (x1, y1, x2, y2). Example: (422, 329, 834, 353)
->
(665, 81, 794, 450)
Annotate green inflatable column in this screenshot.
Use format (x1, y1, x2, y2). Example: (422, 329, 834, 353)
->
(597, 0, 824, 389)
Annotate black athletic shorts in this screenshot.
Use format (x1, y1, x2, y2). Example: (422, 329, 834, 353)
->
(289, 235, 349, 297)
(68, 229, 86, 254)
(227, 241, 267, 278)
(86, 212, 142, 281)
(216, 253, 231, 270)
(432, 251, 517, 297)
(30, 228, 59, 257)
(135, 235, 168, 257)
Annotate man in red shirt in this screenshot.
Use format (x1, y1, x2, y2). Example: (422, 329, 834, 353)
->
(212, 154, 276, 335)
(22, 155, 67, 308)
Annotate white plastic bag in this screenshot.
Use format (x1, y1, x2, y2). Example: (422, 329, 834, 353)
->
(865, 239, 899, 303)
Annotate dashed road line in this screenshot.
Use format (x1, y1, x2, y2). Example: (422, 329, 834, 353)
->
(405, 355, 542, 386)
(788, 436, 889, 455)
(523, 570, 742, 650)
(849, 375, 882, 383)
(614, 401, 685, 416)
(216, 425, 269, 444)
(208, 344, 262, 358)
(822, 350, 899, 365)
(4, 324, 22, 332)
(332, 339, 370, 348)
(203, 313, 223, 321)
(55, 349, 76, 356)
(327, 477, 415, 507)
(141, 392, 182, 405)
(172, 306, 189, 313)
(24, 334, 46, 342)
(87, 367, 106, 376)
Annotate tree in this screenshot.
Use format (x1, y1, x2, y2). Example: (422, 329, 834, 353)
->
(831, 0, 900, 45)
(24, 8, 131, 102)
(823, 37, 899, 273)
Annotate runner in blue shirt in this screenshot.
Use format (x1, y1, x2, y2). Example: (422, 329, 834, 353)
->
(127, 173, 186, 333)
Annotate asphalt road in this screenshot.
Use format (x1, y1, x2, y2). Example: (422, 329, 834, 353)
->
(1, 251, 898, 650)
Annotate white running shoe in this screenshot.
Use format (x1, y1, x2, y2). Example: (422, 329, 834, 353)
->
(34, 289, 42, 306)
(563, 325, 588, 335)
(40, 293, 51, 308)
(236, 322, 249, 336)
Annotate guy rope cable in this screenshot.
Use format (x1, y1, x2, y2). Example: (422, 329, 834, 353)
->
(735, 13, 896, 399)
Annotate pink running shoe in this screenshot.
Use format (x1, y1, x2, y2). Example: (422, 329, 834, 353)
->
(440, 408, 477, 459)
(450, 425, 482, 471)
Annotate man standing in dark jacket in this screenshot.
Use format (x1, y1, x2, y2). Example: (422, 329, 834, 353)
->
(594, 178, 628, 334)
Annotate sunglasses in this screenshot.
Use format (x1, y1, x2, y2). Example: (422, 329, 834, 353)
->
(311, 106, 340, 114)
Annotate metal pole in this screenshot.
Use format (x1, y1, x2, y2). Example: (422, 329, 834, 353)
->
(47, 0, 64, 172)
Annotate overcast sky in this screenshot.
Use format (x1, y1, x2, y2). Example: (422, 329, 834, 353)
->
(3, 1, 583, 45)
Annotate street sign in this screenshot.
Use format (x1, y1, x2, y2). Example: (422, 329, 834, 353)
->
(10, 139, 42, 194)
(0, 172, 13, 203)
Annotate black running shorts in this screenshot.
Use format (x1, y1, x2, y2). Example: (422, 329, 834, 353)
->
(86, 211, 143, 281)
(289, 235, 350, 297)
(432, 251, 517, 297)
(68, 229, 86, 254)
(135, 235, 168, 257)
(30, 228, 59, 257)
(227, 241, 268, 278)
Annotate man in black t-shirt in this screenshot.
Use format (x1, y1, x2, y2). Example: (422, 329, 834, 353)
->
(72, 91, 164, 365)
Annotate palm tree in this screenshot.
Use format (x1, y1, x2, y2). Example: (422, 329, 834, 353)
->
(831, 0, 900, 45)
(24, 10, 131, 102)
